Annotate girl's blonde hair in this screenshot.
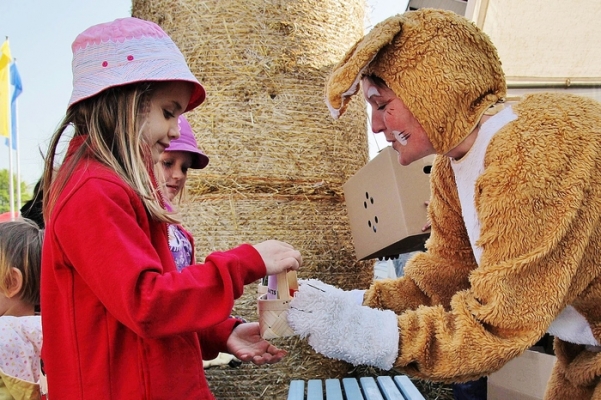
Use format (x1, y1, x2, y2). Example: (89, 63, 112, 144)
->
(0, 218, 43, 306)
(42, 82, 178, 225)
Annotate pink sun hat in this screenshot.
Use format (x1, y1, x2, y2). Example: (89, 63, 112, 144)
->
(68, 17, 205, 112)
(165, 115, 209, 169)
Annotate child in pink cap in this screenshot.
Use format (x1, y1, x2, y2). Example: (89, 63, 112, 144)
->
(158, 115, 241, 368)
(40, 17, 302, 400)
(158, 115, 209, 271)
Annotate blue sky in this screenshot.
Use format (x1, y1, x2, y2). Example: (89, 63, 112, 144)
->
(1, 0, 406, 186)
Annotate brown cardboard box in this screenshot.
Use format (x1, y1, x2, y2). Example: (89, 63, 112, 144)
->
(343, 147, 433, 260)
(488, 350, 557, 400)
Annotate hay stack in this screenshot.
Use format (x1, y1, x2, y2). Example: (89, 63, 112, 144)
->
(132, 0, 371, 398)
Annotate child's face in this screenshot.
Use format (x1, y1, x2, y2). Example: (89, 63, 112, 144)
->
(362, 77, 436, 166)
(142, 81, 193, 164)
(159, 151, 193, 202)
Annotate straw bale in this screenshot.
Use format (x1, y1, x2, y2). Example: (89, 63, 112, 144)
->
(132, 0, 369, 181)
(180, 193, 373, 291)
(132, 0, 371, 397)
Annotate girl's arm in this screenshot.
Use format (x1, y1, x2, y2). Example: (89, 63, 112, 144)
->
(50, 173, 265, 338)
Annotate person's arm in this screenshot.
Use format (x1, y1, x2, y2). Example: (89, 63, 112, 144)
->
(51, 175, 265, 338)
(364, 156, 477, 313)
(391, 102, 601, 380)
(292, 98, 601, 380)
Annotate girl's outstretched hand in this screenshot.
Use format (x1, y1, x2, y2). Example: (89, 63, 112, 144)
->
(253, 240, 302, 276)
(226, 322, 287, 365)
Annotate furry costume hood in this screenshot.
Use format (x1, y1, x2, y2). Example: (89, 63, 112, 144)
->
(325, 9, 506, 154)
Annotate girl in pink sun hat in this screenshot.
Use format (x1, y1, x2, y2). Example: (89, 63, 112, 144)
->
(40, 17, 302, 400)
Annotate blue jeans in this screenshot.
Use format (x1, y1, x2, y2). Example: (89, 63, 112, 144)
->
(452, 376, 487, 400)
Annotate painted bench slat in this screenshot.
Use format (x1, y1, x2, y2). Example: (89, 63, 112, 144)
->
(288, 380, 305, 400)
(376, 376, 405, 400)
(325, 378, 344, 400)
(394, 376, 425, 400)
(342, 378, 365, 400)
(288, 375, 423, 400)
(307, 379, 324, 400)
(359, 377, 385, 400)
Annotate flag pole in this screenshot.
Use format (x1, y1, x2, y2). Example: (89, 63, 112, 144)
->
(14, 58, 21, 212)
(5, 37, 15, 221)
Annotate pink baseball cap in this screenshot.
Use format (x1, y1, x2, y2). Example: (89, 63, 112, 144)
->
(165, 115, 209, 169)
(68, 17, 205, 111)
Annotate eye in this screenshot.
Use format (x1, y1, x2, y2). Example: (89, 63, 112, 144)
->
(376, 102, 387, 111)
(163, 109, 175, 119)
(162, 160, 174, 168)
(182, 167, 189, 175)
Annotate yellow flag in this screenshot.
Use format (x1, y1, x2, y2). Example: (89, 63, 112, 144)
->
(0, 40, 12, 138)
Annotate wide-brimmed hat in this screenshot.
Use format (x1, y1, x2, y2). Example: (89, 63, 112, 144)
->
(68, 17, 205, 112)
(164, 115, 209, 169)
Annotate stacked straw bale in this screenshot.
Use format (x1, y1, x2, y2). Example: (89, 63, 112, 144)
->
(132, 0, 371, 398)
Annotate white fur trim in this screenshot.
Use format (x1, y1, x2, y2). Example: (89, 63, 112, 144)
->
(450, 106, 517, 264)
(326, 78, 362, 119)
(326, 63, 372, 119)
(547, 305, 600, 346)
(349, 289, 366, 305)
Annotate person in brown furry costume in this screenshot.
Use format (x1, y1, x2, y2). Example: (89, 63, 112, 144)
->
(288, 9, 601, 399)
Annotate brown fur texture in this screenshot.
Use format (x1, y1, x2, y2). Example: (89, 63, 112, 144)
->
(326, 9, 505, 154)
(326, 9, 601, 399)
(364, 94, 601, 397)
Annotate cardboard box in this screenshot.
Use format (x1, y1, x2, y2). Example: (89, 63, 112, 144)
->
(488, 349, 557, 400)
(343, 147, 433, 260)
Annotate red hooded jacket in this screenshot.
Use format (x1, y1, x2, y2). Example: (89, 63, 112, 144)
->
(41, 136, 265, 399)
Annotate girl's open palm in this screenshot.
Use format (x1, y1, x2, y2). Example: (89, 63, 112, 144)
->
(226, 322, 287, 365)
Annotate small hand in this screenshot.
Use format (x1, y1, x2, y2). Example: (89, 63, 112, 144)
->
(253, 240, 302, 276)
(226, 322, 287, 365)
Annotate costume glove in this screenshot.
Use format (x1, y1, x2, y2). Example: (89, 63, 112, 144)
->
(295, 278, 366, 305)
(288, 279, 399, 370)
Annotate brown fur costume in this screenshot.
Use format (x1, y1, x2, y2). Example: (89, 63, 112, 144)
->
(326, 9, 601, 399)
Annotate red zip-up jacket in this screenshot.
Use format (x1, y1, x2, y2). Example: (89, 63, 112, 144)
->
(41, 136, 265, 399)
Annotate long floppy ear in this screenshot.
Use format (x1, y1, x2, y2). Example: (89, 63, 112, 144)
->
(325, 15, 403, 119)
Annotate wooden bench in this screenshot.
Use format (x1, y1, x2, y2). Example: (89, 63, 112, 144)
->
(287, 375, 425, 400)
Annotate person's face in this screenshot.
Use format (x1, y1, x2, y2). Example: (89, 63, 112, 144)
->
(159, 151, 193, 202)
(362, 77, 436, 166)
(141, 81, 193, 164)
